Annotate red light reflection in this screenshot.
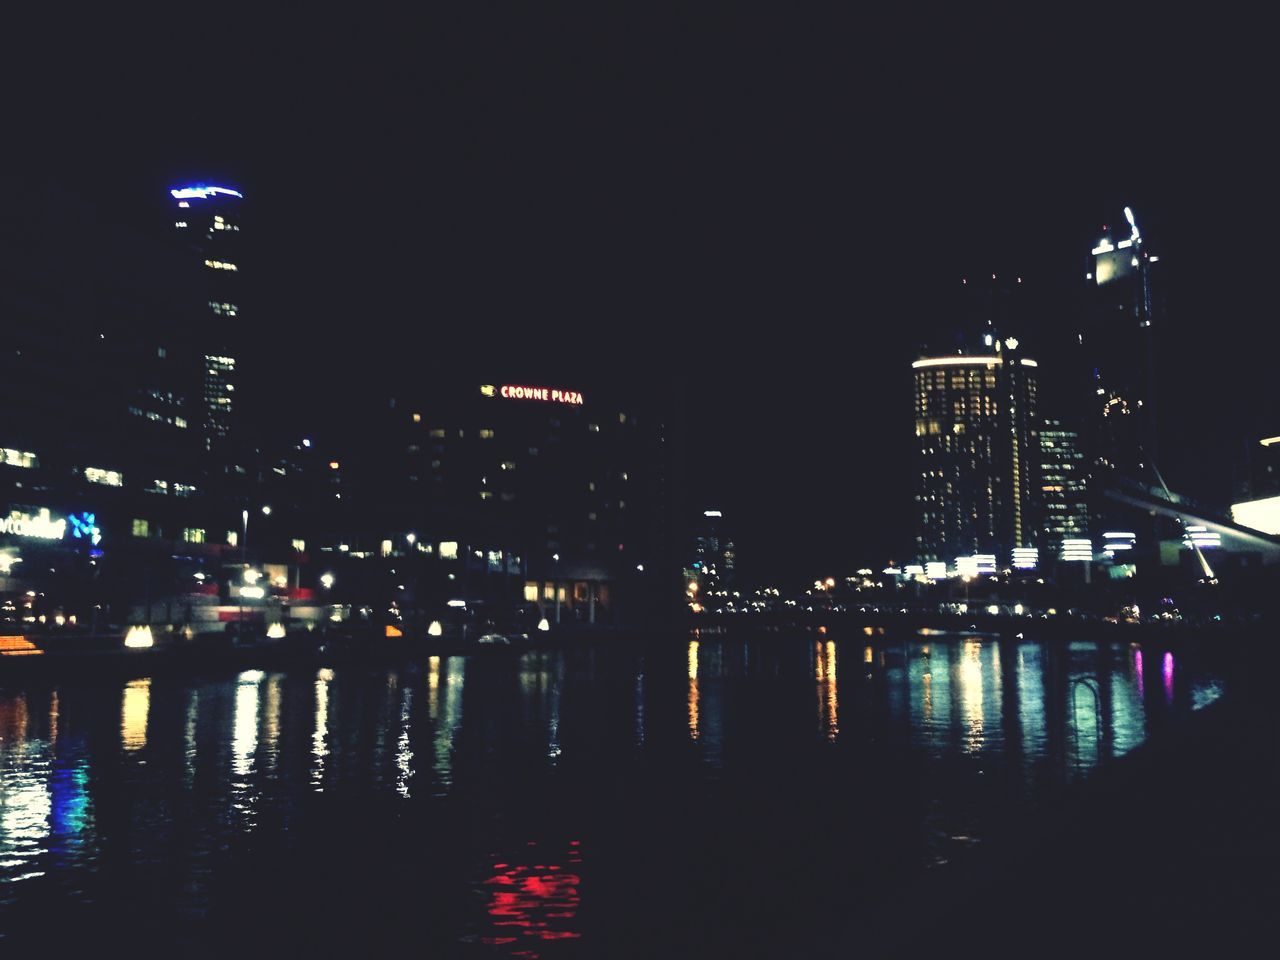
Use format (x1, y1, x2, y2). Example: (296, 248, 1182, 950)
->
(482, 839, 583, 956)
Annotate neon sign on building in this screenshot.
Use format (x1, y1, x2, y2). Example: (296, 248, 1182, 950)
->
(0, 509, 67, 541)
(170, 184, 244, 200)
(482, 384, 585, 405)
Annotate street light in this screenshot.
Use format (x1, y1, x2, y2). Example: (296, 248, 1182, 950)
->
(320, 572, 335, 590)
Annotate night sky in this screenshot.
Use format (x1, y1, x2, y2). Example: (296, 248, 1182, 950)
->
(7, 13, 1277, 582)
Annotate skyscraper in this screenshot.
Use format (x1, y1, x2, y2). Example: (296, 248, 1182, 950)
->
(1040, 418, 1089, 550)
(1081, 206, 1161, 480)
(170, 183, 244, 451)
(913, 340, 1040, 566)
(691, 509, 735, 590)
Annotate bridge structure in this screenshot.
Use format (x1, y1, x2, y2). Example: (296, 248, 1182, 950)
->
(1103, 477, 1280, 564)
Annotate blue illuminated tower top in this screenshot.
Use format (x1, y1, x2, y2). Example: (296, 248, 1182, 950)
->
(170, 181, 244, 450)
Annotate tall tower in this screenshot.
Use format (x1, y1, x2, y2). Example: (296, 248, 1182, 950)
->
(913, 341, 1040, 566)
(170, 183, 244, 451)
(1040, 418, 1089, 551)
(1082, 206, 1161, 480)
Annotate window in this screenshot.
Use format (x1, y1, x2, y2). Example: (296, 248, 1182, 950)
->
(524, 582, 539, 602)
(429, 428, 446, 438)
(292, 539, 306, 553)
(226, 531, 238, 547)
(479, 491, 494, 501)
(588, 423, 600, 433)
(500, 461, 515, 471)
(84, 467, 123, 487)
(132, 519, 150, 538)
(478, 429, 495, 439)
(412, 413, 421, 423)
(182, 528, 206, 544)
(0, 448, 38, 469)
(438, 541, 459, 561)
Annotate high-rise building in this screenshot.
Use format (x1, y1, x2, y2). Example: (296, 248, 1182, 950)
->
(1081, 206, 1161, 480)
(691, 509, 735, 590)
(913, 341, 1040, 566)
(1040, 418, 1089, 550)
(170, 183, 244, 451)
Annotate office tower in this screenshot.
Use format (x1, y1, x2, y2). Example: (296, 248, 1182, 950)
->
(692, 509, 735, 590)
(170, 183, 244, 450)
(1040, 418, 1089, 549)
(1081, 206, 1162, 479)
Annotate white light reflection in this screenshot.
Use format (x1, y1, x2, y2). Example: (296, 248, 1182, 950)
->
(311, 668, 333, 790)
(0, 693, 51, 882)
(959, 640, 984, 754)
(395, 685, 414, 798)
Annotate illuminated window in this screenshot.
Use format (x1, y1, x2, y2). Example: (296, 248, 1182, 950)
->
(524, 582, 539, 602)
(84, 467, 123, 487)
(203, 259, 238, 271)
(478, 429, 495, 439)
(182, 528, 206, 544)
(500, 461, 515, 471)
(0, 448, 38, 469)
(438, 541, 459, 561)
(588, 423, 600, 433)
(173, 482, 197, 497)
(292, 539, 306, 553)
(132, 518, 150, 538)
(619, 413, 627, 423)
(429, 428, 446, 438)
(479, 491, 494, 500)
(543, 583, 556, 601)
(226, 531, 238, 547)
(412, 413, 422, 423)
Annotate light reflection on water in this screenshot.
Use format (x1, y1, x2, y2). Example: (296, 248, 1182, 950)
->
(0, 632, 1227, 952)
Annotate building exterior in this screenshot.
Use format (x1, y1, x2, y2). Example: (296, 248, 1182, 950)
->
(170, 183, 245, 451)
(325, 379, 676, 624)
(690, 509, 735, 591)
(1040, 418, 1089, 551)
(913, 341, 1040, 567)
(1080, 206, 1162, 481)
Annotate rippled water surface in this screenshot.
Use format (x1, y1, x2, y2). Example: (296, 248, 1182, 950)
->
(0, 631, 1225, 955)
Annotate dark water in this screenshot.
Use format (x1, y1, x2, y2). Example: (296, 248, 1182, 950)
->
(0, 629, 1225, 956)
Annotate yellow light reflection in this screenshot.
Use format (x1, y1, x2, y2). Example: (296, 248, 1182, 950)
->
(121, 678, 151, 752)
(817, 640, 839, 741)
(959, 640, 984, 753)
(687, 640, 700, 741)
(864, 645, 874, 664)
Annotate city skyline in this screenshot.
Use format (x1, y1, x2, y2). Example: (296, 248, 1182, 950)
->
(6, 20, 1277, 581)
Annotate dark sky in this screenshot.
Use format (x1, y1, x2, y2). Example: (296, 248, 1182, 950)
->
(7, 12, 1278, 583)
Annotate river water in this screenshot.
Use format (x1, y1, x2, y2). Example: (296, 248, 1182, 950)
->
(0, 629, 1225, 956)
